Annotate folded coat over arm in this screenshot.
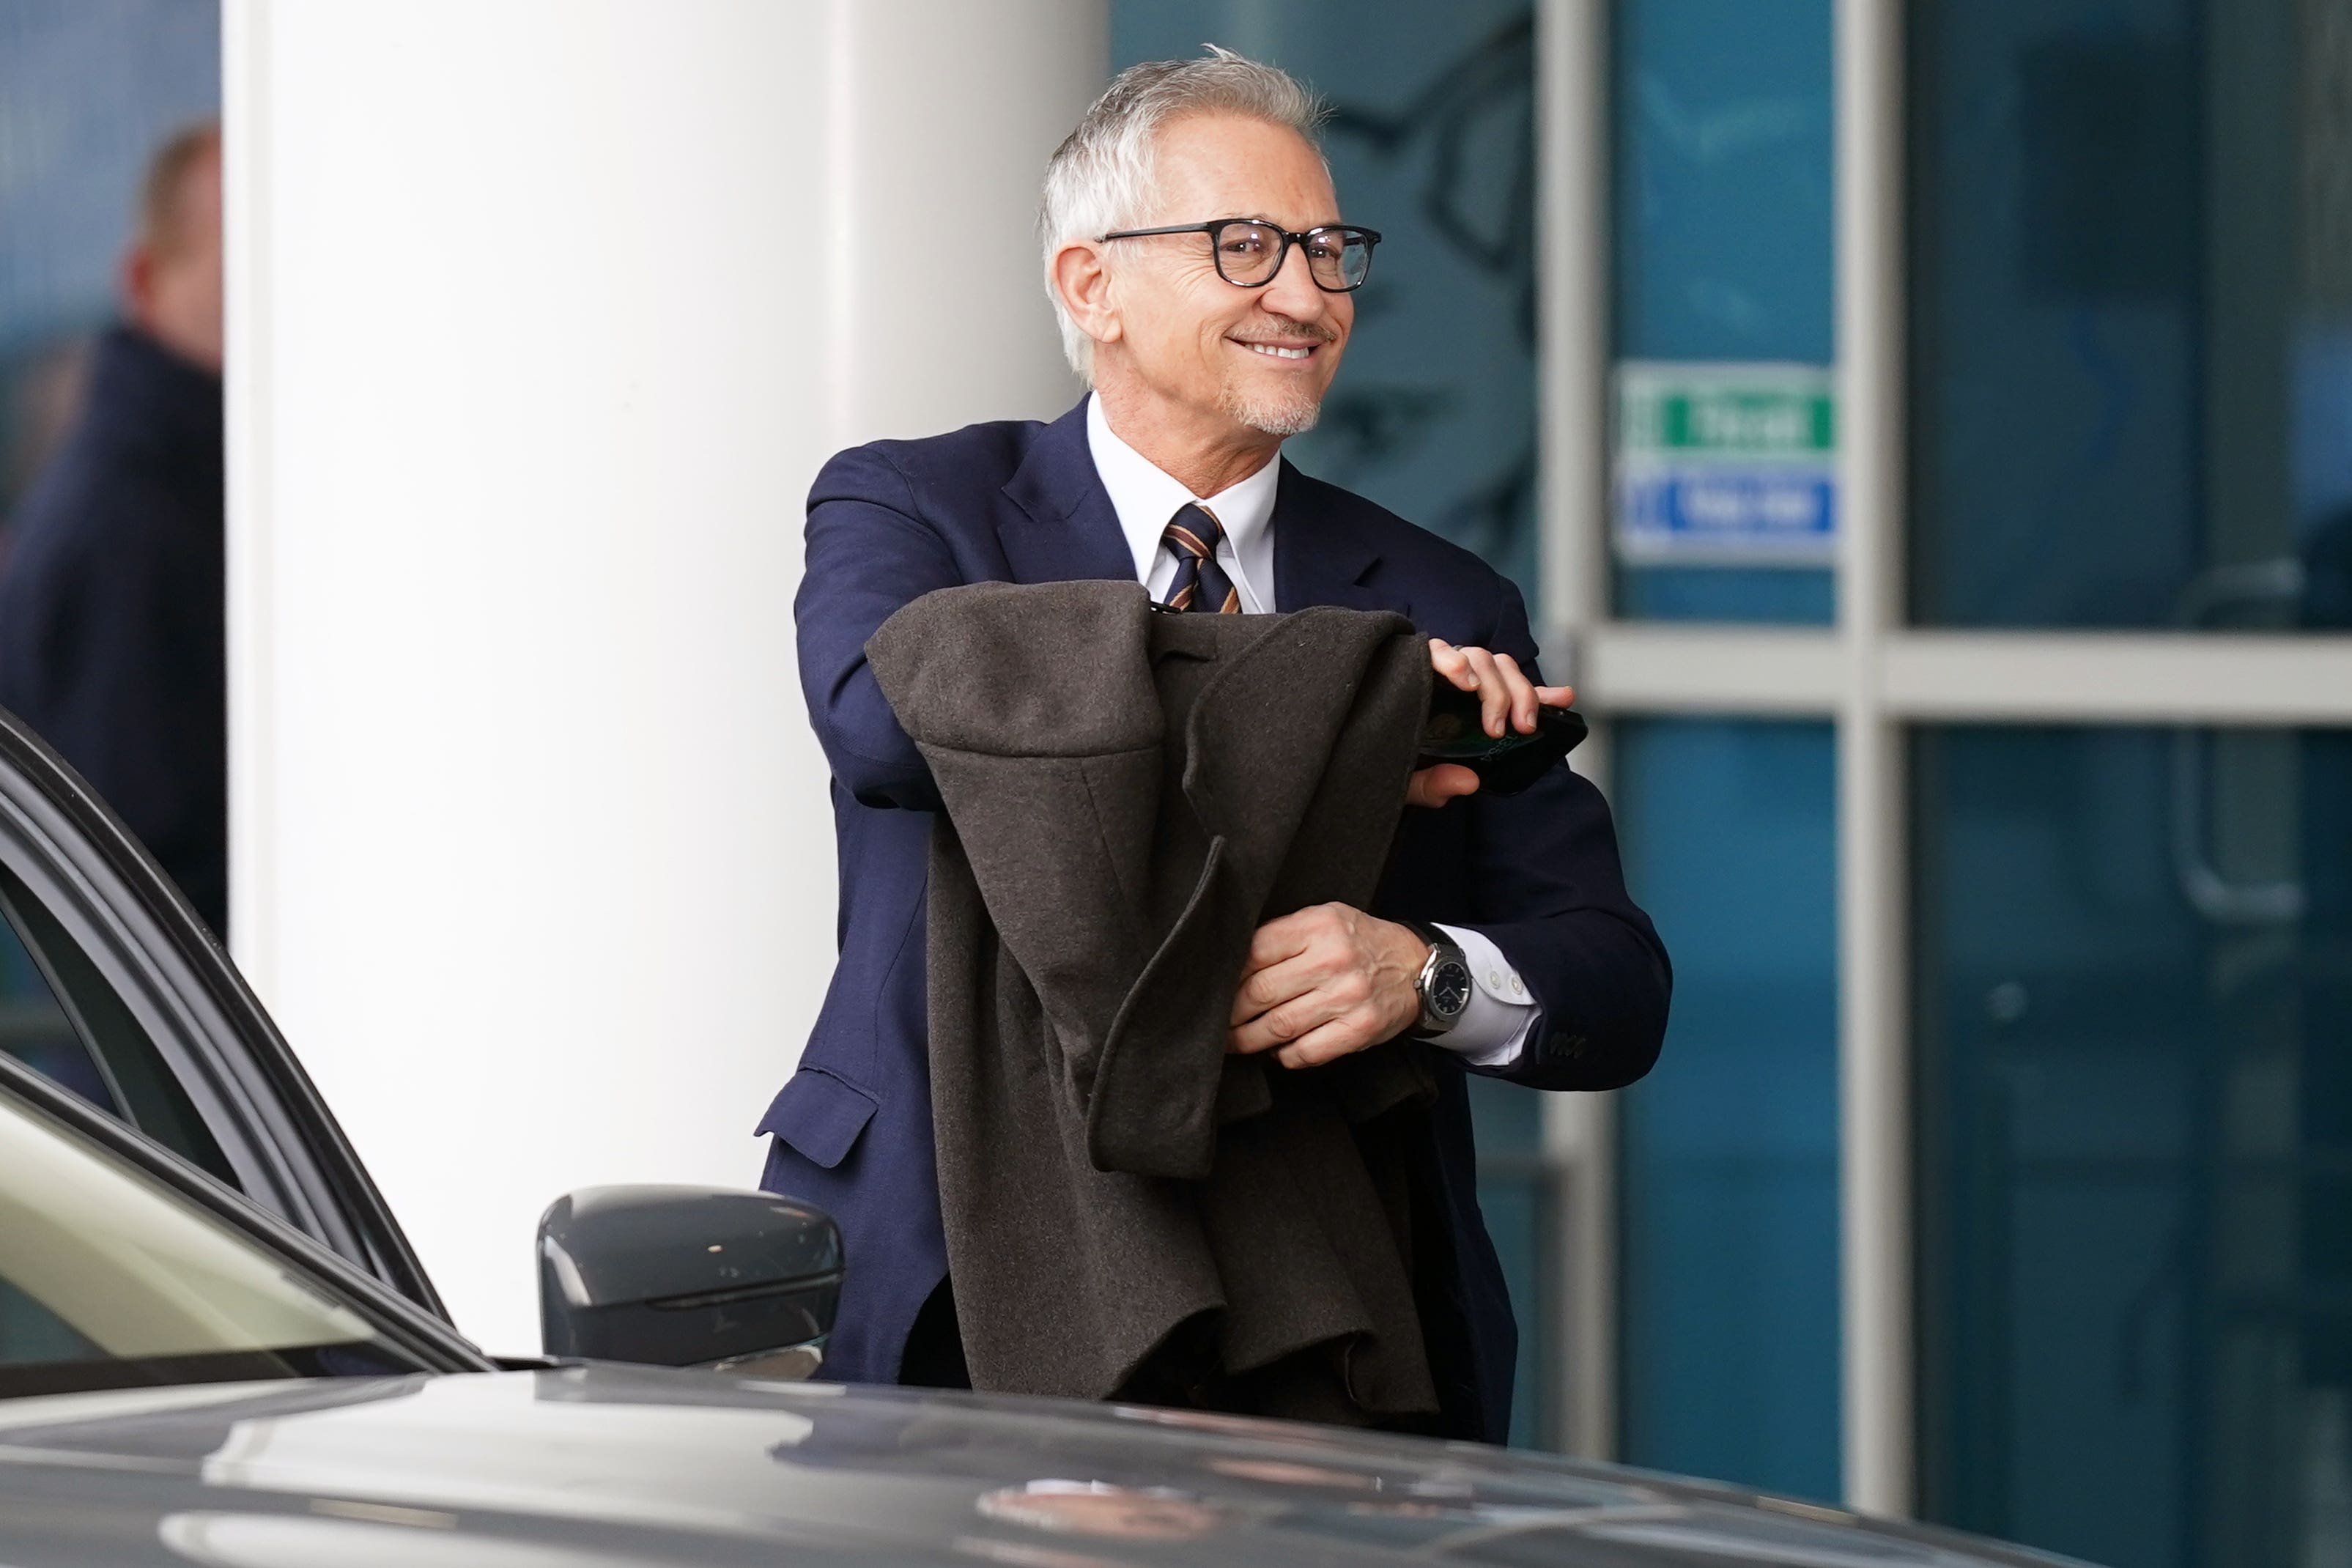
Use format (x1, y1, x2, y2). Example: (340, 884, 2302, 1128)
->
(866, 581, 1452, 1419)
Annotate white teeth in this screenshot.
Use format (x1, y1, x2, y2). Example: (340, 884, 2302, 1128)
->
(1243, 343, 1311, 359)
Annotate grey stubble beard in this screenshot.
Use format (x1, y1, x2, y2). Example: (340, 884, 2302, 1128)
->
(1220, 380, 1324, 438)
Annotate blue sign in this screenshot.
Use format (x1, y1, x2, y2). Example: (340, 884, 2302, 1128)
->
(1616, 467, 1838, 564)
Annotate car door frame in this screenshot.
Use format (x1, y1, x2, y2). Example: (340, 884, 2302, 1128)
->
(0, 706, 447, 1320)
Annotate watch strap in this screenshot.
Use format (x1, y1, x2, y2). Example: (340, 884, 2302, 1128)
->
(1398, 917, 1451, 953)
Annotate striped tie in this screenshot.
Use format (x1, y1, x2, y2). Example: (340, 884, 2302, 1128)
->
(1159, 503, 1240, 614)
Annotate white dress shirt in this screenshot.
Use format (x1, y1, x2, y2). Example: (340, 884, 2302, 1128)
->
(1084, 395, 1538, 1070)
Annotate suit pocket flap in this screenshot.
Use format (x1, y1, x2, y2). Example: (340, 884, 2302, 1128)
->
(754, 1067, 879, 1170)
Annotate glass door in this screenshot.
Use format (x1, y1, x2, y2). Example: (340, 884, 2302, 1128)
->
(1902, 1, 2352, 1561)
(1548, 1, 2352, 1564)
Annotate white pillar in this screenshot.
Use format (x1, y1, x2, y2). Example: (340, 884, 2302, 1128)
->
(223, 0, 1101, 1354)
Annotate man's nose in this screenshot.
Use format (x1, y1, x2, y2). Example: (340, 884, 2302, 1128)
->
(1256, 237, 1328, 320)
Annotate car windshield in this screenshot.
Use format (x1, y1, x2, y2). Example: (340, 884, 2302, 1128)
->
(0, 1084, 429, 1399)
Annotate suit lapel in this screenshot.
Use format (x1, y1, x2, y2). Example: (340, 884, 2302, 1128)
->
(998, 399, 1138, 585)
(1271, 459, 1395, 618)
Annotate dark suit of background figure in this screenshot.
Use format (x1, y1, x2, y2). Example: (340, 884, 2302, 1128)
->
(765, 398, 1672, 1444)
(0, 326, 226, 934)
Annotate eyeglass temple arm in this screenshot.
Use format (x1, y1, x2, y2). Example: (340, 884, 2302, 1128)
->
(1098, 222, 1380, 243)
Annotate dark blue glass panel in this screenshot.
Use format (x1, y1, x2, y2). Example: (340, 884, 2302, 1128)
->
(1915, 725, 2352, 1568)
(1113, 1, 1544, 611)
(1616, 719, 1841, 1500)
(1610, 0, 1836, 624)
(1617, 566, 1836, 623)
(1909, 0, 2352, 630)
(1464, 1071, 1550, 1449)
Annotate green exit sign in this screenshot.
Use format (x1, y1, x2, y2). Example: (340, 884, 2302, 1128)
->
(1658, 388, 1833, 454)
(1618, 363, 1837, 459)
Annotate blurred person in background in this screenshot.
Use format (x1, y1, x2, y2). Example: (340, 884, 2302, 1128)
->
(0, 122, 226, 934)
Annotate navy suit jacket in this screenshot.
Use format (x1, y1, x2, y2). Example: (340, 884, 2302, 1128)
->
(0, 327, 226, 934)
(762, 399, 1670, 1442)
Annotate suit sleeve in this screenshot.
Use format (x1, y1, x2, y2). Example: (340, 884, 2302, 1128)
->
(1451, 576, 1672, 1092)
(794, 445, 961, 812)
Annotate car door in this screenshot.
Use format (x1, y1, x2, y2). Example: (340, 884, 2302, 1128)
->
(0, 706, 444, 1320)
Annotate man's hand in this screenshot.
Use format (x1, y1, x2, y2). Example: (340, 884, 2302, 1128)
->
(1407, 638, 1575, 809)
(1228, 903, 1428, 1069)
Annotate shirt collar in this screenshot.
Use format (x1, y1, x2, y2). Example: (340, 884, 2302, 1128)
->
(1085, 393, 1279, 588)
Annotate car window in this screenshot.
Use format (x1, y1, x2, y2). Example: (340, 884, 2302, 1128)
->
(0, 1082, 429, 1400)
(0, 720, 442, 1317)
(0, 857, 234, 1188)
(0, 911, 97, 1104)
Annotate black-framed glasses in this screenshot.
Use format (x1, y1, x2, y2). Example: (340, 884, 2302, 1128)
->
(1098, 218, 1383, 292)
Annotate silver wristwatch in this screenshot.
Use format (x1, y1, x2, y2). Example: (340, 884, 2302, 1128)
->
(1401, 919, 1473, 1038)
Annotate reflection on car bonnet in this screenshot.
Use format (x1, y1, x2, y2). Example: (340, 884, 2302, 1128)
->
(977, 1479, 1227, 1542)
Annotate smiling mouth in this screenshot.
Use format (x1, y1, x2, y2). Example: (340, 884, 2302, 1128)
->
(1232, 339, 1317, 360)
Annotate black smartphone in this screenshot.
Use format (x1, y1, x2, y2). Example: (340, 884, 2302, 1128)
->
(1417, 681, 1588, 796)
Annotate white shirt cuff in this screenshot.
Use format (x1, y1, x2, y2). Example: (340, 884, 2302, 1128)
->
(1427, 923, 1539, 1071)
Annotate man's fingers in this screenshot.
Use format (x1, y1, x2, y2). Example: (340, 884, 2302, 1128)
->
(1240, 907, 1319, 974)
(1536, 683, 1575, 708)
(1460, 646, 1509, 736)
(1492, 651, 1539, 733)
(1427, 637, 1479, 692)
(1406, 763, 1480, 809)
(1230, 984, 1354, 1056)
(1229, 950, 1325, 1026)
(1272, 1016, 1379, 1071)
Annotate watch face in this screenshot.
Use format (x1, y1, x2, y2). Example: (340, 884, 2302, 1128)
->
(1430, 958, 1473, 1018)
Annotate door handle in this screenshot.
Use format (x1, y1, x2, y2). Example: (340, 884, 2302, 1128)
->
(2168, 558, 2307, 925)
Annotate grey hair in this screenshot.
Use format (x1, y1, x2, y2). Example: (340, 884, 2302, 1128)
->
(1039, 45, 1328, 382)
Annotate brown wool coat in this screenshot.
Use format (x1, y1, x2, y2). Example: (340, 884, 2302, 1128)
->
(865, 580, 1446, 1423)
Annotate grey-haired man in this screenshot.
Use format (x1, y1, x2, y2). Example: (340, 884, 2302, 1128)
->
(761, 49, 1670, 1443)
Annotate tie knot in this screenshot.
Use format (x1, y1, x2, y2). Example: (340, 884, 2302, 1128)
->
(1161, 503, 1225, 563)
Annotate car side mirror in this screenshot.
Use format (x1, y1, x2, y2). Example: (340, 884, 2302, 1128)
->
(537, 1185, 842, 1379)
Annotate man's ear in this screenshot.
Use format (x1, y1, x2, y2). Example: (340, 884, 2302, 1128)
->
(120, 244, 159, 327)
(1051, 240, 1122, 352)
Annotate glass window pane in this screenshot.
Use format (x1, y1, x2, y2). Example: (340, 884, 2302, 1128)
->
(0, 890, 112, 1116)
(0, 1081, 424, 1398)
(1616, 719, 1841, 1498)
(1914, 725, 2352, 1568)
(1611, 0, 1836, 624)
(1113, 2, 1545, 610)
(1466, 1072, 1551, 1449)
(1910, 0, 2352, 631)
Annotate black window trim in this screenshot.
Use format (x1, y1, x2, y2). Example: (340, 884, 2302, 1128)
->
(0, 706, 448, 1321)
(0, 1049, 489, 1377)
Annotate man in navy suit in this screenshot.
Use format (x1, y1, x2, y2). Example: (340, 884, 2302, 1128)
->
(763, 48, 1669, 1443)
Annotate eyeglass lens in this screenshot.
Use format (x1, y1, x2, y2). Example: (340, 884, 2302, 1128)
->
(1214, 223, 1372, 290)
